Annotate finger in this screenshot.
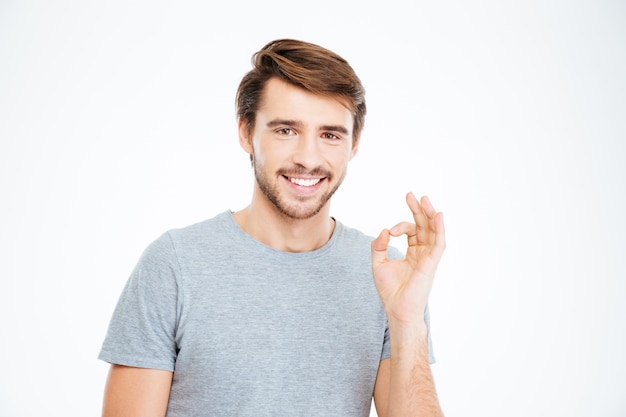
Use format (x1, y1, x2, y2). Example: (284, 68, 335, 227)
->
(388, 221, 415, 237)
(389, 221, 418, 247)
(405, 192, 421, 216)
(420, 195, 438, 219)
(371, 229, 391, 268)
(421, 196, 440, 246)
(406, 192, 428, 228)
(406, 192, 433, 245)
(424, 198, 445, 252)
(433, 211, 446, 256)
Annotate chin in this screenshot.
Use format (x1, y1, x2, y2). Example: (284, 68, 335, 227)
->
(277, 200, 327, 220)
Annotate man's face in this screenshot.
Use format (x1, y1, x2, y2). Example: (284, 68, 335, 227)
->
(240, 77, 359, 220)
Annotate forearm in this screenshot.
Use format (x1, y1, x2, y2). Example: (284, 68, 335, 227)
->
(387, 320, 443, 417)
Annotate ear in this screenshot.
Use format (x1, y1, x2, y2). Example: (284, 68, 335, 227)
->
(349, 136, 360, 160)
(238, 119, 253, 154)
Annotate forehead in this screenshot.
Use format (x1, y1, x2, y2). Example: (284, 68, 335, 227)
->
(257, 78, 353, 131)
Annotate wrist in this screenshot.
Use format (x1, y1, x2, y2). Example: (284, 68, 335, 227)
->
(388, 316, 429, 353)
(386, 305, 428, 334)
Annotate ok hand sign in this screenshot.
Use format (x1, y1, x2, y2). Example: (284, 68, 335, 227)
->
(371, 193, 446, 326)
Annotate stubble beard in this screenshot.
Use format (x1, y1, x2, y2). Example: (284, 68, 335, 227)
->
(253, 159, 345, 220)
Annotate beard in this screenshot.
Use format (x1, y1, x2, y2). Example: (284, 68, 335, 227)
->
(253, 158, 345, 220)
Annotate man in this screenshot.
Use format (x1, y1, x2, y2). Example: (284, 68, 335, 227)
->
(99, 38, 445, 417)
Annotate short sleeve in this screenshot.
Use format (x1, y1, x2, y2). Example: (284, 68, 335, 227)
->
(98, 232, 181, 371)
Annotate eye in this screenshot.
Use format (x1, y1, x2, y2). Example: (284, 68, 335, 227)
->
(276, 128, 295, 136)
(322, 132, 341, 141)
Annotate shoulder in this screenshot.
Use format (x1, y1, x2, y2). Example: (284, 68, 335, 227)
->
(335, 220, 375, 245)
(137, 211, 232, 265)
(167, 211, 232, 241)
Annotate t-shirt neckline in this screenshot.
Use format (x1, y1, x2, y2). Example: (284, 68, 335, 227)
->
(224, 210, 342, 260)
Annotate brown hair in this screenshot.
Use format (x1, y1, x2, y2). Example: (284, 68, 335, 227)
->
(236, 39, 366, 145)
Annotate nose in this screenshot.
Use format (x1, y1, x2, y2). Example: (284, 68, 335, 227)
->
(292, 133, 324, 169)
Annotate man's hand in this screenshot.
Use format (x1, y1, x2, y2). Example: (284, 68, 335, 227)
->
(371, 192, 446, 326)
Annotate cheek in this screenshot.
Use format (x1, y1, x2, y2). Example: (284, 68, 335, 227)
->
(259, 136, 298, 157)
(252, 140, 282, 168)
(335, 147, 355, 166)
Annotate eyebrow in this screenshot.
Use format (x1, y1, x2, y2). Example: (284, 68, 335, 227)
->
(266, 119, 349, 135)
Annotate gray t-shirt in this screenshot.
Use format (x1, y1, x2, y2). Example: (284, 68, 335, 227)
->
(99, 211, 433, 417)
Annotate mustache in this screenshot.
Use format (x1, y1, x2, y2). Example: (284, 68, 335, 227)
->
(277, 165, 332, 178)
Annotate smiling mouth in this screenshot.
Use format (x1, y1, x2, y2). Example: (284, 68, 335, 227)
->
(288, 177, 322, 187)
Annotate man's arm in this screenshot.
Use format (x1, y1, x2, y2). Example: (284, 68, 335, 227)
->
(373, 358, 391, 416)
(371, 193, 445, 417)
(102, 364, 173, 417)
(373, 324, 442, 416)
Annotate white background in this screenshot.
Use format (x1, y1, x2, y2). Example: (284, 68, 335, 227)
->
(1, 1, 624, 416)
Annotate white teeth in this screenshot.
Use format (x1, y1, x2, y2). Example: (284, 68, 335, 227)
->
(290, 177, 321, 187)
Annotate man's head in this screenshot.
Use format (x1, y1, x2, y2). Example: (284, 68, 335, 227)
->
(236, 39, 366, 145)
(235, 40, 366, 221)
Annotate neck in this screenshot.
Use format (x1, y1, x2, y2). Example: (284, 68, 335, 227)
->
(233, 192, 335, 253)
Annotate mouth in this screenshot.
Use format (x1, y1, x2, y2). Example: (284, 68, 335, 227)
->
(278, 167, 331, 193)
(288, 177, 322, 187)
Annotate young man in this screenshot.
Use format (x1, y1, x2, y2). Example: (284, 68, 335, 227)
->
(99, 39, 445, 417)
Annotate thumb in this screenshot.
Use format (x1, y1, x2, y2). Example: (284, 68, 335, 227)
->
(371, 229, 390, 268)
